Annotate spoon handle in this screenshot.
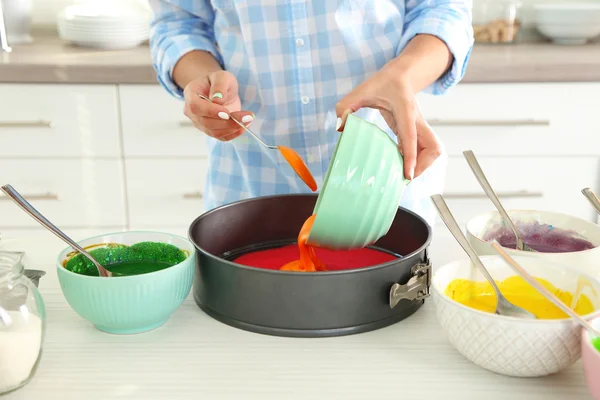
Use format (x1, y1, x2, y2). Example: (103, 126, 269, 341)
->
(463, 150, 525, 250)
(196, 94, 276, 150)
(431, 194, 501, 290)
(582, 188, 600, 215)
(0, 184, 106, 274)
(492, 241, 600, 336)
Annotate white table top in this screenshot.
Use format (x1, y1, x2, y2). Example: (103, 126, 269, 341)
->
(0, 230, 593, 400)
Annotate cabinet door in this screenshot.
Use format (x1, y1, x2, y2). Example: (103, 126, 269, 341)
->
(119, 85, 209, 157)
(125, 159, 208, 228)
(417, 83, 600, 156)
(440, 156, 600, 225)
(0, 159, 126, 228)
(0, 84, 120, 157)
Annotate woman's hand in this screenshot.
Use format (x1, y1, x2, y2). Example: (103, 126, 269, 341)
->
(183, 70, 254, 141)
(336, 69, 442, 181)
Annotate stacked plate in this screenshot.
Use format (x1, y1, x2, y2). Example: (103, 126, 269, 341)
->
(57, 3, 151, 50)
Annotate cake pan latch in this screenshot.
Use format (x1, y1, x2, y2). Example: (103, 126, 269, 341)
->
(388, 261, 431, 309)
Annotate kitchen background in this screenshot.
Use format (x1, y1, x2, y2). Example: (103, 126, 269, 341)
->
(1, 0, 600, 267)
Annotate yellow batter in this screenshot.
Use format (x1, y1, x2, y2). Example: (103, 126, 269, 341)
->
(445, 276, 594, 319)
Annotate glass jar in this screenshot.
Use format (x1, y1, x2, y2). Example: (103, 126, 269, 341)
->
(473, 0, 522, 44)
(0, 251, 46, 395)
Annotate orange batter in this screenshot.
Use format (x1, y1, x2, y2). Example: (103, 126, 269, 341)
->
(280, 215, 327, 272)
(278, 146, 317, 192)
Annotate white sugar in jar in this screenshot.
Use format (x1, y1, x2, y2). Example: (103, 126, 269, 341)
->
(0, 252, 46, 395)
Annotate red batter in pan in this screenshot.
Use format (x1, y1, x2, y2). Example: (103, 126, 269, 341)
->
(233, 243, 399, 271)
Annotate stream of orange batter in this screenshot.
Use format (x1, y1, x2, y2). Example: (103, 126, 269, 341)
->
(280, 215, 327, 272)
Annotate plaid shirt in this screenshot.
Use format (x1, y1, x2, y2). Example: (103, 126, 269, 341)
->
(149, 0, 473, 225)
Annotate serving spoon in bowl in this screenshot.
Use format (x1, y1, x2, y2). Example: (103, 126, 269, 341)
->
(463, 150, 536, 252)
(431, 194, 536, 319)
(0, 184, 112, 277)
(492, 241, 600, 344)
(582, 187, 600, 216)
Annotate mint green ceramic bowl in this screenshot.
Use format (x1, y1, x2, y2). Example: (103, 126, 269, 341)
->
(307, 114, 410, 249)
(56, 231, 195, 334)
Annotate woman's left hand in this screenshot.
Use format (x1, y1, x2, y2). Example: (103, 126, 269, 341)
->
(336, 69, 442, 181)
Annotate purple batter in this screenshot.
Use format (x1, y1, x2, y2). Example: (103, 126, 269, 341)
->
(482, 221, 596, 253)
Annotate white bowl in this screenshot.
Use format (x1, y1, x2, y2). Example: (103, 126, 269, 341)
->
(432, 255, 600, 377)
(535, 3, 600, 25)
(466, 210, 600, 279)
(536, 23, 600, 45)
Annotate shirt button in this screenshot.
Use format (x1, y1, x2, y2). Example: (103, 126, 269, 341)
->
(295, 38, 304, 47)
(301, 96, 310, 104)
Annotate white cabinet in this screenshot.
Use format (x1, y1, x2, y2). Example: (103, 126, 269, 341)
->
(441, 156, 600, 224)
(0, 159, 126, 228)
(0, 84, 120, 157)
(417, 83, 600, 157)
(0, 82, 599, 234)
(125, 159, 208, 228)
(119, 85, 209, 157)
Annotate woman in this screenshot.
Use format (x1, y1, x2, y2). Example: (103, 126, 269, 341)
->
(149, 0, 473, 225)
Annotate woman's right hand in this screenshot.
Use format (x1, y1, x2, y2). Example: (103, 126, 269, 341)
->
(183, 71, 254, 141)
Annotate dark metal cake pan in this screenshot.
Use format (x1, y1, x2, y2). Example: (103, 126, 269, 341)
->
(188, 194, 432, 338)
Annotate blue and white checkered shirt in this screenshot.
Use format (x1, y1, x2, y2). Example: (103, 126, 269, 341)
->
(149, 0, 473, 226)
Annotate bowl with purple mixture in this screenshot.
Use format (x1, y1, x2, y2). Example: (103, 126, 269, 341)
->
(466, 210, 600, 278)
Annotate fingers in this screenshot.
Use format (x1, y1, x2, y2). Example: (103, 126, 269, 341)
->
(335, 80, 385, 132)
(394, 100, 418, 181)
(208, 71, 239, 106)
(413, 113, 442, 179)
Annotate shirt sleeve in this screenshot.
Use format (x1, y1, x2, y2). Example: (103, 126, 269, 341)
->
(399, 0, 474, 95)
(148, 0, 224, 99)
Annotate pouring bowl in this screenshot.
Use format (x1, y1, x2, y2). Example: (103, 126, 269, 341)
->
(307, 114, 410, 250)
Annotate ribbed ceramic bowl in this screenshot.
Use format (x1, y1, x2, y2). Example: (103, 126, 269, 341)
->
(466, 210, 600, 280)
(432, 255, 600, 377)
(307, 114, 409, 249)
(582, 319, 600, 400)
(56, 231, 195, 334)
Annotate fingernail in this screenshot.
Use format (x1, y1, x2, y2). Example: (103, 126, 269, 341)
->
(218, 111, 230, 120)
(212, 92, 223, 99)
(335, 117, 342, 131)
(241, 115, 254, 124)
(409, 169, 414, 180)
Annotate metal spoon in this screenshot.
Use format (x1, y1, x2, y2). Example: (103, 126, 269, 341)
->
(492, 241, 600, 335)
(0, 184, 112, 277)
(463, 150, 536, 252)
(582, 187, 600, 216)
(197, 94, 317, 191)
(431, 194, 536, 319)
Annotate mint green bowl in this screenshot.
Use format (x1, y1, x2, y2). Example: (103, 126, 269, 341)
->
(56, 231, 195, 335)
(307, 114, 410, 249)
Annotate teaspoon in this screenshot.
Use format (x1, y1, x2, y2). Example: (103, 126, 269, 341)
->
(582, 187, 600, 216)
(431, 194, 536, 319)
(0, 184, 111, 277)
(463, 150, 536, 252)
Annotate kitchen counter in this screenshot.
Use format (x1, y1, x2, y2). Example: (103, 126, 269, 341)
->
(1, 35, 600, 84)
(0, 230, 593, 400)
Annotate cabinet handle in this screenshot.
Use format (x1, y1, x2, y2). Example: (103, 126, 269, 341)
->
(428, 119, 550, 127)
(0, 192, 59, 201)
(443, 191, 543, 199)
(183, 192, 203, 199)
(0, 120, 55, 128)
